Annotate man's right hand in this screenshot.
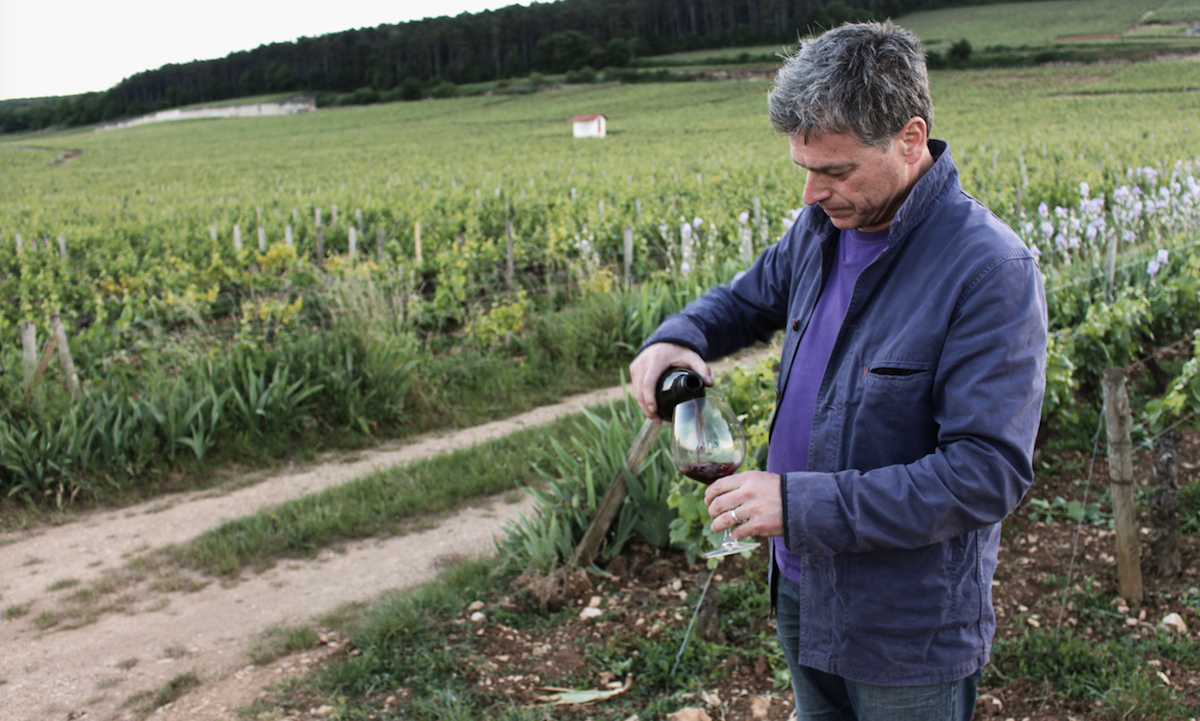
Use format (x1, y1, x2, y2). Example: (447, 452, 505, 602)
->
(629, 342, 712, 421)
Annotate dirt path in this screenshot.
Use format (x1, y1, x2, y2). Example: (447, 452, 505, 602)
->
(0, 349, 771, 721)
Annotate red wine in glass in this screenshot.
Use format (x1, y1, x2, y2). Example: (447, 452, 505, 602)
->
(679, 462, 739, 485)
(669, 393, 760, 558)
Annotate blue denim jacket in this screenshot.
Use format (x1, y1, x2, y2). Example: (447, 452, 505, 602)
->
(642, 140, 1047, 684)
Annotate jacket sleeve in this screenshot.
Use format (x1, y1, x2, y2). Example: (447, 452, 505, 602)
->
(781, 251, 1048, 556)
(639, 225, 800, 360)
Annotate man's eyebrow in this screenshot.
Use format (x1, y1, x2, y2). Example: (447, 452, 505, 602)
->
(794, 160, 856, 174)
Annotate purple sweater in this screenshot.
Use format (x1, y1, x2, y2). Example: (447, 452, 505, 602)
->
(768, 227, 889, 583)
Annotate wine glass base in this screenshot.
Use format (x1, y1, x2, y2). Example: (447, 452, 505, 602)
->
(703, 540, 761, 559)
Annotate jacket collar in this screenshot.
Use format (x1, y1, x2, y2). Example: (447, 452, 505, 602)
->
(889, 139, 956, 247)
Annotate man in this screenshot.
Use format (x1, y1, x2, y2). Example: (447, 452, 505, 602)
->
(630, 21, 1047, 721)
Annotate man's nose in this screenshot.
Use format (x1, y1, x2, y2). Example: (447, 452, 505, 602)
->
(802, 174, 831, 206)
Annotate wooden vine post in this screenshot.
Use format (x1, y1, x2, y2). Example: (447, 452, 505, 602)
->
(623, 227, 633, 287)
(20, 321, 37, 388)
(23, 313, 82, 401)
(1103, 367, 1143, 603)
(505, 218, 514, 288)
(1104, 231, 1118, 300)
(51, 311, 81, 398)
(571, 419, 662, 568)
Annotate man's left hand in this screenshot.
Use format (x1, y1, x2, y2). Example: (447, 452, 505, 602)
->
(704, 471, 784, 539)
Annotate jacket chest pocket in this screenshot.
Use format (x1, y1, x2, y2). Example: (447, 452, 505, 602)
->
(864, 360, 932, 380)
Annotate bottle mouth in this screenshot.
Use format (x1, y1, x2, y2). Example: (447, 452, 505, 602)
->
(680, 373, 703, 394)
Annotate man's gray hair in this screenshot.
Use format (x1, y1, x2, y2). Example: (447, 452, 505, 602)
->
(768, 21, 933, 149)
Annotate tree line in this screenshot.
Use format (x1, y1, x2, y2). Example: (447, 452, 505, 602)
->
(2, 0, 1013, 134)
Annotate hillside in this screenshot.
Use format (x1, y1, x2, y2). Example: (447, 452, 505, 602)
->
(6, 0, 1200, 134)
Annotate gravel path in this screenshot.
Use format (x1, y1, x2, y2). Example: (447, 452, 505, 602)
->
(0, 348, 770, 721)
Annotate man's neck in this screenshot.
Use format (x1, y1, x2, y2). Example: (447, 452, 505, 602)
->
(860, 144, 937, 233)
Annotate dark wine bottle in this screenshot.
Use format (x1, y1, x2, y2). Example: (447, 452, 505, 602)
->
(654, 367, 705, 422)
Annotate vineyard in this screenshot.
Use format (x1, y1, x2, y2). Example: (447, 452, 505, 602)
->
(7, 7, 1200, 717)
(3, 58, 1200, 508)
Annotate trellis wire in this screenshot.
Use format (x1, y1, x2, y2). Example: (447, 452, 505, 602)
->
(671, 566, 717, 677)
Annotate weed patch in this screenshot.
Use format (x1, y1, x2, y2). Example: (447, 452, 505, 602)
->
(249, 624, 321, 665)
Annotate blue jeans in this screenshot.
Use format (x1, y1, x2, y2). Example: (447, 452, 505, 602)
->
(776, 575, 980, 721)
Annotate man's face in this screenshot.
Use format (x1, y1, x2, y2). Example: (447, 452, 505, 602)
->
(789, 130, 912, 233)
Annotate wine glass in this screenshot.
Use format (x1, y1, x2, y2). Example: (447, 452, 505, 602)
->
(669, 392, 760, 559)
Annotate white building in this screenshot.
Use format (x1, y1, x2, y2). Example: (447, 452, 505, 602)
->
(571, 114, 607, 138)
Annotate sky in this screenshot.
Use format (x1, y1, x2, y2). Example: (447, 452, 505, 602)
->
(0, 0, 531, 101)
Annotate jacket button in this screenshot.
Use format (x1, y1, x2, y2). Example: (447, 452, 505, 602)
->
(792, 318, 800, 332)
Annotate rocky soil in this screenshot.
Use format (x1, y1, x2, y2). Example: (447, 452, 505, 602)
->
(270, 433, 1200, 721)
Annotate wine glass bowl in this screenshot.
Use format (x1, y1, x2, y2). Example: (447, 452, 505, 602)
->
(669, 393, 760, 559)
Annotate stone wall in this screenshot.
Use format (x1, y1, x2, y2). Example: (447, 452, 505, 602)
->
(96, 97, 316, 132)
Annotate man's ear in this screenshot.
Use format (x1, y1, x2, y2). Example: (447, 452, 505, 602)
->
(897, 116, 928, 164)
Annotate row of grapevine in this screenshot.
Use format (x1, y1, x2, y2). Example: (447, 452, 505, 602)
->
(3, 151, 1195, 503)
(3, 70, 1200, 504)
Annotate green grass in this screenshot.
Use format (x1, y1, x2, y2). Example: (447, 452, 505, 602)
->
(1125, 23, 1194, 37)
(648, 43, 789, 60)
(1077, 57, 1200, 93)
(3, 603, 30, 619)
(990, 627, 1200, 719)
(642, 44, 792, 63)
(248, 624, 321, 665)
(124, 671, 202, 714)
(168, 402, 622, 577)
(317, 557, 500, 698)
(899, 0, 1168, 48)
(1152, 0, 1200, 24)
(33, 609, 59, 630)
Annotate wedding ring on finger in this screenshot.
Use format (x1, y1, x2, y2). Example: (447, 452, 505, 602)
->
(731, 508, 740, 524)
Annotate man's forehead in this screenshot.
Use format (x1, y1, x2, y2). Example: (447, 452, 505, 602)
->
(789, 129, 870, 148)
(788, 131, 875, 168)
